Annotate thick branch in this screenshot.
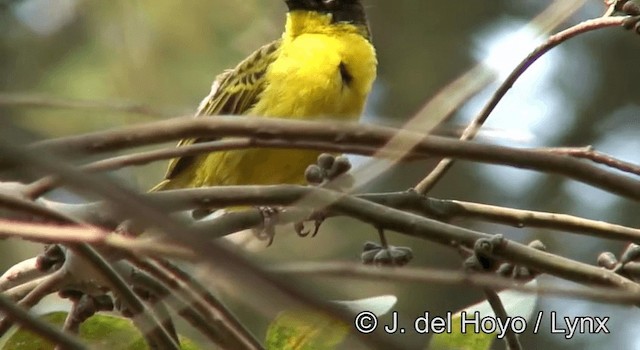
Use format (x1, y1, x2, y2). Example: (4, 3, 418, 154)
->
(361, 192, 640, 242)
(24, 116, 640, 200)
(143, 186, 640, 292)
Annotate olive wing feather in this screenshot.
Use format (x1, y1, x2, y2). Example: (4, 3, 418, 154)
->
(162, 39, 282, 181)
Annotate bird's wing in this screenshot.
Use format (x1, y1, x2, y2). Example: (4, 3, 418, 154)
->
(162, 39, 282, 181)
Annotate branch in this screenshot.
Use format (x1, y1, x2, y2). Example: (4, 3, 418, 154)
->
(3, 277, 46, 302)
(0, 219, 194, 260)
(414, 16, 630, 193)
(0, 93, 172, 117)
(25, 138, 384, 198)
(127, 259, 259, 350)
(5, 184, 639, 297)
(70, 245, 181, 350)
(1, 129, 404, 350)
(0, 257, 46, 292)
(0, 188, 182, 349)
(0, 293, 86, 350)
(141, 186, 640, 243)
(545, 146, 640, 176)
(0, 269, 66, 337)
(23, 116, 640, 200)
(0, 189, 180, 348)
(147, 258, 263, 350)
(360, 192, 640, 242)
(142, 186, 640, 292)
(272, 262, 640, 305)
(483, 288, 522, 350)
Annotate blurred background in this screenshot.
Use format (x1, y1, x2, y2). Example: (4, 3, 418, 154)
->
(1, 0, 639, 348)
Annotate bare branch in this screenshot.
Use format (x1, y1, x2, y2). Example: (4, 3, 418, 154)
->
(360, 192, 640, 242)
(414, 16, 630, 193)
(1, 128, 404, 350)
(545, 146, 640, 176)
(0, 293, 86, 350)
(0, 269, 66, 337)
(0, 93, 172, 117)
(127, 258, 261, 350)
(148, 258, 263, 350)
(20, 116, 640, 200)
(483, 288, 522, 350)
(148, 186, 640, 292)
(273, 262, 640, 305)
(71, 245, 181, 350)
(0, 258, 46, 292)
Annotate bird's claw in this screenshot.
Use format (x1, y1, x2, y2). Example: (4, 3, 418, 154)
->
(294, 212, 326, 237)
(255, 206, 279, 246)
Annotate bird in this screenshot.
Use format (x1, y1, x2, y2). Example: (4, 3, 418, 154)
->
(151, 0, 377, 194)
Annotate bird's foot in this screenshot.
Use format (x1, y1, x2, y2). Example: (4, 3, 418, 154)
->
(254, 206, 280, 246)
(293, 211, 327, 238)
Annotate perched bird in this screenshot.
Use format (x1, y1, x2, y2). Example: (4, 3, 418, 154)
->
(151, 0, 377, 192)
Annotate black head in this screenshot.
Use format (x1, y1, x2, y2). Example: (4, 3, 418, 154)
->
(284, 0, 368, 28)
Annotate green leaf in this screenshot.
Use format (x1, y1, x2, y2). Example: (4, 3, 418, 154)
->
(266, 295, 397, 350)
(266, 310, 350, 350)
(0, 312, 200, 350)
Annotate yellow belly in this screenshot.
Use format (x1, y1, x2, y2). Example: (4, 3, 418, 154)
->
(163, 30, 376, 190)
(192, 148, 320, 187)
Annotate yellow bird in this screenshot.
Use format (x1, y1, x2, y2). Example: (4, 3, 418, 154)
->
(151, 0, 377, 192)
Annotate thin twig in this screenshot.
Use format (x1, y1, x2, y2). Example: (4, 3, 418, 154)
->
(482, 288, 522, 350)
(0, 93, 172, 117)
(544, 146, 640, 176)
(359, 192, 640, 242)
(1, 128, 403, 350)
(272, 262, 640, 305)
(151, 186, 640, 292)
(128, 265, 251, 349)
(4, 185, 640, 295)
(26, 138, 385, 198)
(3, 277, 46, 302)
(0, 257, 46, 292)
(0, 219, 195, 259)
(21, 116, 640, 200)
(0, 293, 87, 350)
(345, 0, 585, 190)
(0, 191, 71, 224)
(71, 245, 180, 350)
(149, 258, 263, 350)
(0, 269, 66, 337)
(414, 16, 629, 194)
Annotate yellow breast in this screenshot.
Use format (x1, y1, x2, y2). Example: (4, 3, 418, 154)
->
(169, 12, 377, 189)
(254, 23, 377, 120)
